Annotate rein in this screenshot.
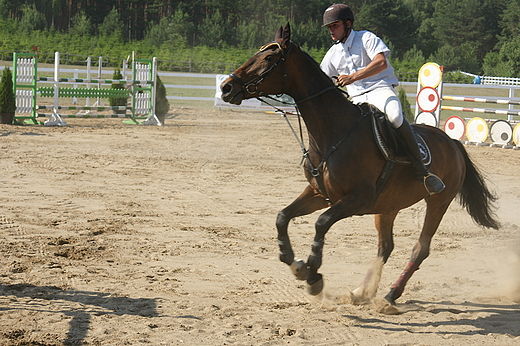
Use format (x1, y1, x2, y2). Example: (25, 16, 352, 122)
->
(233, 40, 364, 206)
(261, 95, 366, 206)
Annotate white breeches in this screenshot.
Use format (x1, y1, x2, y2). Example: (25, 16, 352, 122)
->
(351, 87, 403, 128)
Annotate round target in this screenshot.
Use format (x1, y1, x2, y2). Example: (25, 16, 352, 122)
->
(513, 123, 520, 145)
(444, 116, 465, 140)
(416, 87, 440, 113)
(466, 117, 489, 143)
(419, 62, 442, 88)
(415, 112, 438, 127)
(489, 120, 513, 145)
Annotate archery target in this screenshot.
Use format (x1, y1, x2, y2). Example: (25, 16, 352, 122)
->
(444, 116, 465, 140)
(513, 123, 520, 145)
(466, 117, 489, 143)
(419, 62, 442, 88)
(416, 87, 440, 113)
(415, 112, 438, 127)
(489, 120, 513, 145)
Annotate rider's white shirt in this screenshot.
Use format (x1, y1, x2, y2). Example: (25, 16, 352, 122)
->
(320, 30, 399, 98)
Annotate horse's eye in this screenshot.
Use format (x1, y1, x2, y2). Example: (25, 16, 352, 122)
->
(265, 55, 274, 62)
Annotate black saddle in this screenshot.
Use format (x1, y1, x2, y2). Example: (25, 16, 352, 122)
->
(358, 103, 431, 167)
(357, 103, 432, 197)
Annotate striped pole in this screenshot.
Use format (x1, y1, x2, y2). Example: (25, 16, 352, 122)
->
(37, 113, 130, 118)
(442, 95, 520, 106)
(37, 77, 154, 85)
(37, 105, 130, 111)
(441, 105, 520, 116)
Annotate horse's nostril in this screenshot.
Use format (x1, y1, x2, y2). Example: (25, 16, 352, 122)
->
(222, 83, 232, 95)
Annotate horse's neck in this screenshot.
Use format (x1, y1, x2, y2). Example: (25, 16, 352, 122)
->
(287, 50, 359, 139)
(287, 71, 359, 147)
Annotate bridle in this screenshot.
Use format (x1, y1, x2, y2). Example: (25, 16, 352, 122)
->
(229, 41, 293, 97)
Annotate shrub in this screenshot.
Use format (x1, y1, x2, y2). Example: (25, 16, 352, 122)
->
(398, 87, 414, 123)
(109, 68, 127, 113)
(0, 67, 16, 115)
(155, 75, 169, 124)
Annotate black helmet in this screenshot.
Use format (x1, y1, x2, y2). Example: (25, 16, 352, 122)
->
(322, 4, 354, 26)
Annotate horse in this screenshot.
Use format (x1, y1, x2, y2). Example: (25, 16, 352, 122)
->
(220, 23, 499, 309)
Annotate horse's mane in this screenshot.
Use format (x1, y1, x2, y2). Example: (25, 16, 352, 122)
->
(262, 40, 329, 78)
(295, 42, 336, 85)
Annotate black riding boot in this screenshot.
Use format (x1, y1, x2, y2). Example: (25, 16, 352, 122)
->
(395, 120, 445, 195)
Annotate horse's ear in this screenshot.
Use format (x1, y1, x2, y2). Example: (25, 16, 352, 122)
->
(281, 22, 291, 49)
(275, 26, 283, 41)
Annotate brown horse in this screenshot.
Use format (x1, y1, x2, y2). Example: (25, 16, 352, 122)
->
(220, 23, 499, 307)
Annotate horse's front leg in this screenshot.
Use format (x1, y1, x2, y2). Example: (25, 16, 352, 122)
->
(306, 197, 364, 295)
(277, 185, 328, 280)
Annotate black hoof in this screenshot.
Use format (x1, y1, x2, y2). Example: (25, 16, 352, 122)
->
(307, 274, 323, 295)
(384, 289, 397, 305)
(290, 259, 308, 281)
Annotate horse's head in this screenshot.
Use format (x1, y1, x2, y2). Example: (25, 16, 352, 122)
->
(220, 23, 293, 105)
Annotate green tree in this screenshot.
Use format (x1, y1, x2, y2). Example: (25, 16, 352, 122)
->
(19, 3, 46, 32)
(155, 75, 169, 124)
(99, 7, 124, 39)
(69, 11, 92, 37)
(109, 68, 127, 113)
(432, 0, 502, 65)
(0, 67, 15, 113)
(355, 0, 417, 57)
(199, 9, 231, 47)
(430, 43, 479, 73)
(398, 87, 414, 123)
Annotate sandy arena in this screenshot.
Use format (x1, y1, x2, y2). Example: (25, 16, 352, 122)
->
(0, 108, 519, 345)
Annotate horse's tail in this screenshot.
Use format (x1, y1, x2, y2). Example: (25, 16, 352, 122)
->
(455, 140, 500, 229)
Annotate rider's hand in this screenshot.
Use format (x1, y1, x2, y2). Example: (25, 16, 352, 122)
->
(336, 74, 356, 86)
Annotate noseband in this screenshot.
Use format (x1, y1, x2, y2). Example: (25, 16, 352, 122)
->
(230, 41, 294, 96)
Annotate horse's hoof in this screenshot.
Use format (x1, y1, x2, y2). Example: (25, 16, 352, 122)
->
(289, 259, 308, 281)
(307, 275, 324, 295)
(350, 287, 370, 305)
(374, 298, 401, 315)
(383, 289, 397, 305)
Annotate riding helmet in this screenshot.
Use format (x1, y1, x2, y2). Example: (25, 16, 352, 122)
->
(322, 4, 354, 26)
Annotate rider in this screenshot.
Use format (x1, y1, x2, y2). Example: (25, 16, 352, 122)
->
(320, 3, 445, 195)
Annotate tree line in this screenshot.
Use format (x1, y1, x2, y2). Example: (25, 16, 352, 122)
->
(1, 0, 520, 77)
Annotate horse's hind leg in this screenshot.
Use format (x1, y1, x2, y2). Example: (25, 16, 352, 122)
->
(348, 211, 398, 304)
(277, 185, 329, 279)
(384, 199, 451, 305)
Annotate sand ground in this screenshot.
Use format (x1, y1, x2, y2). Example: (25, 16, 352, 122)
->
(0, 108, 519, 345)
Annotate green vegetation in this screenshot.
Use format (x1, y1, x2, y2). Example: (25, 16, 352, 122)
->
(398, 87, 414, 123)
(108, 68, 127, 113)
(0, 67, 15, 112)
(155, 75, 169, 124)
(0, 0, 518, 77)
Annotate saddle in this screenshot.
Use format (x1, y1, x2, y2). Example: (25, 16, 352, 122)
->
(357, 103, 432, 197)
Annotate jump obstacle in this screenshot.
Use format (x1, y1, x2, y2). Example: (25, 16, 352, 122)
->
(13, 52, 161, 126)
(414, 62, 520, 149)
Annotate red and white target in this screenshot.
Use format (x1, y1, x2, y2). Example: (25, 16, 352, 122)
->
(489, 120, 513, 145)
(418, 63, 443, 88)
(444, 116, 465, 140)
(415, 112, 438, 127)
(466, 117, 489, 143)
(416, 87, 440, 113)
(512, 123, 520, 146)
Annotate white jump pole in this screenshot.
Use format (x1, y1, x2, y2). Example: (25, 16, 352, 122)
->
(45, 52, 66, 126)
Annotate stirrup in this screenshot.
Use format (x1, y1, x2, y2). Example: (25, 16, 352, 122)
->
(424, 173, 445, 195)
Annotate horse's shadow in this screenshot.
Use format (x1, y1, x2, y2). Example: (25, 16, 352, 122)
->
(344, 300, 520, 337)
(0, 283, 158, 344)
